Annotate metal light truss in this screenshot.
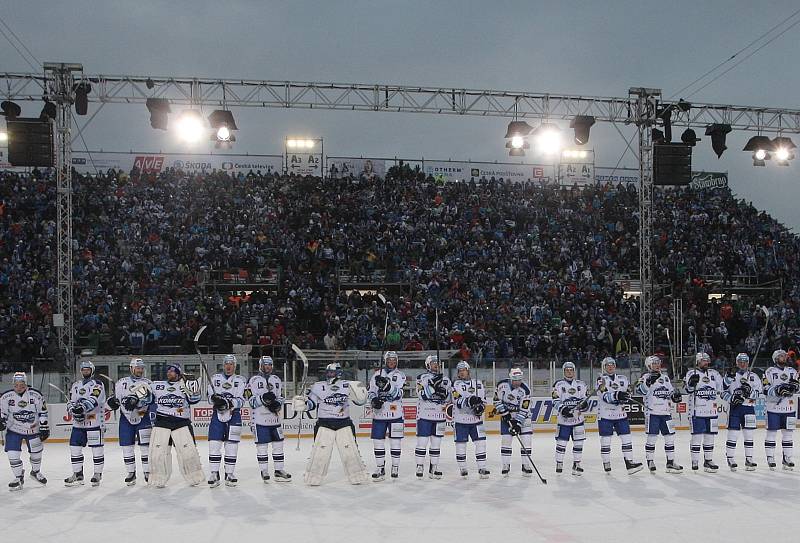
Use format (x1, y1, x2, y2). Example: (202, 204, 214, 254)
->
(2, 72, 800, 133)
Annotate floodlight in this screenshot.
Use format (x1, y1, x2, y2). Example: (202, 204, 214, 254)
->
(1, 101, 21, 120)
(146, 98, 171, 130)
(534, 123, 562, 155)
(176, 109, 205, 143)
(704, 124, 732, 158)
(570, 115, 595, 145)
(504, 120, 533, 139)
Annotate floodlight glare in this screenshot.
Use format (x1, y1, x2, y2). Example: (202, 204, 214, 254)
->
(176, 110, 205, 143)
(534, 123, 562, 155)
(754, 149, 767, 161)
(0, 131, 7, 142)
(772, 137, 796, 164)
(216, 126, 231, 141)
(510, 135, 524, 149)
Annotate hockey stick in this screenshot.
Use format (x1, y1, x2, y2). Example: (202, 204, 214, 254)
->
(292, 343, 310, 451)
(193, 325, 213, 396)
(513, 432, 547, 484)
(48, 382, 69, 402)
(749, 306, 770, 372)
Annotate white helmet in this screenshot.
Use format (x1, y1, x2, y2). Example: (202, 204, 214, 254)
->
(644, 355, 661, 371)
(735, 353, 750, 366)
(223, 354, 237, 365)
(772, 349, 788, 365)
(80, 360, 95, 374)
(383, 351, 399, 365)
(424, 355, 440, 372)
(325, 362, 343, 379)
(562, 361, 576, 377)
(601, 356, 617, 374)
(129, 358, 145, 370)
(509, 367, 524, 381)
(456, 361, 470, 374)
(695, 352, 711, 366)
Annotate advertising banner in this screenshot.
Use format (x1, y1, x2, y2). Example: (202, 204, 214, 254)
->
(70, 152, 283, 175)
(690, 171, 728, 190)
(287, 152, 322, 176)
(328, 157, 385, 179)
(423, 160, 551, 183)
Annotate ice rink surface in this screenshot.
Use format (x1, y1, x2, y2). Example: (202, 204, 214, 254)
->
(2, 430, 797, 543)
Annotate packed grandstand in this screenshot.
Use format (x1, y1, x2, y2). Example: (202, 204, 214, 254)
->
(1, 163, 797, 373)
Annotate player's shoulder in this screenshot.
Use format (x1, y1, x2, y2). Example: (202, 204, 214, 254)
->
(496, 378, 510, 389)
(552, 378, 566, 388)
(27, 387, 44, 396)
(0, 389, 13, 399)
(519, 382, 531, 395)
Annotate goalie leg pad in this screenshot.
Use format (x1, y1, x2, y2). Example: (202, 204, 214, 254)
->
(172, 426, 205, 486)
(336, 427, 369, 485)
(148, 426, 173, 487)
(305, 427, 336, 486)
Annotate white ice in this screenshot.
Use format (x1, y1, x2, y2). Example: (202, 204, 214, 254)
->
(1, 430, 797, 543)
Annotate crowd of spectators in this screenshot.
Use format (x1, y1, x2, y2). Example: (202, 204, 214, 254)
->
(2, 162, 800, 374)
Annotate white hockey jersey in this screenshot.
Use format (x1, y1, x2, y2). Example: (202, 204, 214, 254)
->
(207, 373, 247, 422)
(307, 379, 354, 420)
(115, 376, 153, 425)
(596, 373, 630, 420)
(637, 371, 677, 416)
(452, 378, 486, 424)
(0, 387, 48, 435)
(722, 370, 762, 407)
(248, 373, 284, 426)
(68, 377, 106, 429)
(150, 379, 200, 420)
(551, 378, 589, 426)
(493, 379, 532, 423)
(415, 371, 451, 422)
(763, 365, 799, 414)
(368, 368, 406, 420)
(684, 368, 723, 417)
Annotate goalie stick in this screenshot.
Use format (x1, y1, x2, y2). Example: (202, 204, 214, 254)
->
(292, 343, 310, 451)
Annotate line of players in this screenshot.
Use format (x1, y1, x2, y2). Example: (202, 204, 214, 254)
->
(1, 348, 797, 490)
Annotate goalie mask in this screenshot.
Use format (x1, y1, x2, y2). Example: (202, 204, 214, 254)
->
(509, 367, 524, 386)
(325, 362, 343, 380)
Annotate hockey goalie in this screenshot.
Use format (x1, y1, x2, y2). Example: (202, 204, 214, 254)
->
(143, 363, 205, 487)
(292, 363, 369, 486)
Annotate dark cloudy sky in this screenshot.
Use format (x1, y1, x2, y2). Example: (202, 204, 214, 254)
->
(3, 1, 799, 227)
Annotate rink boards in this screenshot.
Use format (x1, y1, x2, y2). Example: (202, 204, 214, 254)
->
(41, 395, 795, 442)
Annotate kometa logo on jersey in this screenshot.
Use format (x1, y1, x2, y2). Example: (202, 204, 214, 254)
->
(133, 155, 165, 173)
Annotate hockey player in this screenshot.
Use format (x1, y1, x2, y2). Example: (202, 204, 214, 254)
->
(147, 363, 205, 488)
(596, 357, 643, 474)
(248, 355, 291, 483)
(684, 352, 724, 472)
(452, 361, 489, 478)
(367, 350, 407, 480)
(494, 367, 534, 477)
(763, 349, 799, 470)
(207, 354, 247, 487)
(722, 353, 762, 471)
(552, 361, 589, 476)
(293, 362, 370, 486)
(65, 360, 106, 487)
(106, 358, 153, 485)
(415, 354, 451, 479)
(637, 355, 683, 473)
(0, 372, 49, 490)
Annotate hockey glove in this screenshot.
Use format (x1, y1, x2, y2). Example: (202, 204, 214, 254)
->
(107, 396, 121, 411)
(577, 399, 590, 412)
(39, 423, 50, 442)
(371, 397, 384, 410)
(687, 374, 700, 388)
(730, 392, 744, 407)
(122, 395, 139, 411)
(778, 383, 795, 397)
(738, 381, 752, 398)
(70, 403, 85, 416)
(473, 403, 485, 417)
(614, 391, 630, 403)
(646, 373, 660, 386)
(671, 391, 683, 403)
(262, 391, 277, 403)
(0, 418, 6, 432)
(508, 417, 522, 436)
(375, 375, 391, 393)
(560, 405, 574, 418)
(211, 394, 230, 411)
(430, 374, 444, 388)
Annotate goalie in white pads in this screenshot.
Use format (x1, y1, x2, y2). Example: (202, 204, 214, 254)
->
(0, 372, 49, 490)
(452, 361, 490, 478)
(415, 355, 451, 479)
(248, 356, 291, 482)
(207, 354, 247, 487)
(637, 355, 683, 473)
(146, 363, 205, 487)
(722, 353, 762, 471)
(65, 360, 106, 487)
(293, 363, 369, 486)
(685, 352, 724, 472)
(763, 349, 798, 470)
(368, 351, 407, 481)
(596, 357, 643, 474)
(494, 367, 534, 477)
(552, 361, 589, 476)
(106, 358, 153, 485)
